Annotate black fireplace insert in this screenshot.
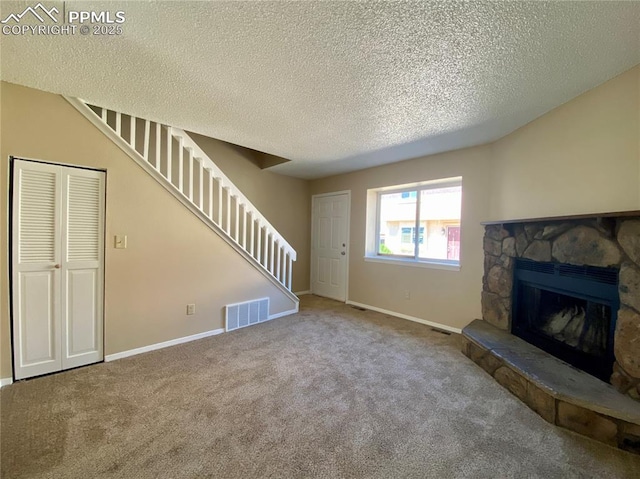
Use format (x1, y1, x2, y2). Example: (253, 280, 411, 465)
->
(512, 258, 619, 381)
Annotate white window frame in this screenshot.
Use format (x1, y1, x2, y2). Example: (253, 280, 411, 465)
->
(366, 177, 462, 271)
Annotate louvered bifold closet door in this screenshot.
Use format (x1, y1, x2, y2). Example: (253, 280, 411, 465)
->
(61, 169, 105, 370)
(12, 161, 63, 380)
(12, 160, 105, 380)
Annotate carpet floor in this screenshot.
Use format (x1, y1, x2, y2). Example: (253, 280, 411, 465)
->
(1, 295, 639, 478)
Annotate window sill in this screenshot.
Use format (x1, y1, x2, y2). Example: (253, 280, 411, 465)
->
(363, 255, 460, 271)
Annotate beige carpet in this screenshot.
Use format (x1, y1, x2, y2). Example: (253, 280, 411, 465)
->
(1, 295, 639, 478)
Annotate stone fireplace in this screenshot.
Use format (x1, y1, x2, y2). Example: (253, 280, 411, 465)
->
(480, 213, 640, 400)
(461, 212, 640, 453)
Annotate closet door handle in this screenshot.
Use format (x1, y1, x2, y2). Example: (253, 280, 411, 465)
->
(54, 264, 61, 269)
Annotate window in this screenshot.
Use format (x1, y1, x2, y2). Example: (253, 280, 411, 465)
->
(367, 177, 462, 268)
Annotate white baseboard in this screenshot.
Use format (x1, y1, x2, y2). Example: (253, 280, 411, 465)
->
(105, 328, 225, 362)
(294, 290, 312, 296)
(269, 303, 299, 320)
(0, 377, 13, 388)
(345, 300, 462, 334)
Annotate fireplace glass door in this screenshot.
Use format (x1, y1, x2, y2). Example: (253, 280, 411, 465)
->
(512, 259, 618, 382)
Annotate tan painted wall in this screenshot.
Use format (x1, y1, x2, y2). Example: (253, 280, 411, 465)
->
(309, 65, 639, 332)
(188, 133, 310, 293)
(310, 146, 492, 330)
(0, 82, 300, 379)
(490, 65, 640, 220)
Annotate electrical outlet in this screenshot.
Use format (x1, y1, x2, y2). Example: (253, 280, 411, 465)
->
(404, 290, 411, 300)
(186, 304, 196, 315)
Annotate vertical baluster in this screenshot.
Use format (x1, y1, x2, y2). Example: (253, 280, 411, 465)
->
(166, 127, 172, 183)
(225, 188, 231, 233)
(249, 213, 254, 256)
(178, 137, 184, 194)
(115, 112, 122, 136)
(216, 178, 223, 225)
(198, 160, 204, 209)
(143, 120, 150, 161)
(155, 123, 161, 170)
(263, 231, 269, 268)
(256, 223, 262, 264)
(129, 115, 136, 149)
(276, 242, 281, 281)
(234, 199, 240, 242)
(242, 207, 247, 249)
(287, 254, 293, 290)
(188, 149, 194, 201)
(269, 234, 275, 274)
(101, 108, 107, 123)
(282, 252, 288, 287)
(208, 172, 213, 219)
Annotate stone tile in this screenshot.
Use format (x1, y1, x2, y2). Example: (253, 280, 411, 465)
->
(494, 366, 528, 401)
(551, 225, 621, 267)
(468, 342, 503, 376)
(460, 335, 472, 357)
(483, 237, 502, 257)
(619, 422, 640, 454)
(524, 224, 543, 241)
(618, 219, 640, 265)
(485, 225, 510, 241)
(523, 240, 551, 262)
(481, 292, 510, 330)
(487, 265, 512, 298)
(525, 382, 556, 423)
(557, 401, 618, 446)
(515, 227, 529, 257)
(540, 223, 572, 240)
(614, 307, 640, 377)
(619, 262, 640, 313)
(502, 237, 516, 257)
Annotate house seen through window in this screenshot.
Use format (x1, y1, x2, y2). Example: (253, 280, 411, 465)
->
(375, 179, 462, 265)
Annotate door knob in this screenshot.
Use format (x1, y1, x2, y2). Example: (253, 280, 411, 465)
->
(341, 252, 346, 255)
(54, 264, 61, 269)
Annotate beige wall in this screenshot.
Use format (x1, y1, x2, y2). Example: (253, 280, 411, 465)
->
(490, 65, 640, 220)
(188, 133, 310, 293)
(310, 146, 492, 330)
(310, 64, 639, 332)
(0, 82, 301, 379)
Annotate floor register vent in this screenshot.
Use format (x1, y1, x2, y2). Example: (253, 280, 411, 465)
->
(226, 298, 270, 332)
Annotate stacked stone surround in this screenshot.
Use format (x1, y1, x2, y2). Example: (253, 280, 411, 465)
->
(480, 215, 640, 402)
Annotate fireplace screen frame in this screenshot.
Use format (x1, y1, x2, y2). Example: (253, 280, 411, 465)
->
(512, 259, 619, 382)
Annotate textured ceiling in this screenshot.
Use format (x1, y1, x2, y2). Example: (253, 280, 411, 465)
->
(1, 1, 639, 179)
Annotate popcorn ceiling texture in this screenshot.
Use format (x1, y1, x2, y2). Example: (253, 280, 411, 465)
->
(1, 1, 639, 178)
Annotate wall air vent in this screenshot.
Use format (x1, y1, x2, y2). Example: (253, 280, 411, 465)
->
(225, 298, 269, 332)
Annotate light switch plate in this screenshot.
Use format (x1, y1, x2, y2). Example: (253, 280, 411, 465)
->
(114, 235, 127, 249)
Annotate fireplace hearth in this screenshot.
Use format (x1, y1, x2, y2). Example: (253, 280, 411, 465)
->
(512, 258, 619, 381)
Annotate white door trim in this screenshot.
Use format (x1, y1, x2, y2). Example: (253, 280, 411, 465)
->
(310, 190, 351, 302)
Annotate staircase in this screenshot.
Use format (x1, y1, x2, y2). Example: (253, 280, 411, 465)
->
(65, 97, 297, 302)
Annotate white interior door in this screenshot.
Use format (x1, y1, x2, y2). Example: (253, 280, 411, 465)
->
(12, 159, 105, 380)
(311, 192, 350, 301)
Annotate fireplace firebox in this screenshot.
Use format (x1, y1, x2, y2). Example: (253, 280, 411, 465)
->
(512, 258, 619, 382)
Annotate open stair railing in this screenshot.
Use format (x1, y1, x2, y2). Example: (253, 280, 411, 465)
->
(65, 97, 297, 300)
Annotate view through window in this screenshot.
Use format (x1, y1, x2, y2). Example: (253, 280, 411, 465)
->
(377, 183, 462, 263)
